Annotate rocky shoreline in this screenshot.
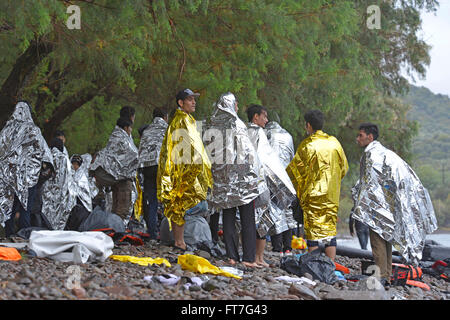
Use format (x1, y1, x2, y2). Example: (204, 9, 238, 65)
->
(1, 238, 449, 302)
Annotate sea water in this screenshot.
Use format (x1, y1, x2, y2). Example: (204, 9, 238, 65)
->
(337, 232, 450, 250)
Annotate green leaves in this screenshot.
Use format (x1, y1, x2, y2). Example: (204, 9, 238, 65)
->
(0, 0, 436, 166)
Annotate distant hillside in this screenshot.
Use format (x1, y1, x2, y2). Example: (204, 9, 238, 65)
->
(402, 85, 450, 228)
(404, 85, 450, 163)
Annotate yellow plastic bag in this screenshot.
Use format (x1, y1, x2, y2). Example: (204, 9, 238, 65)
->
(291, 235, 307, 250)
(177, 254, 242, 280)
(110, 255, 171, 268)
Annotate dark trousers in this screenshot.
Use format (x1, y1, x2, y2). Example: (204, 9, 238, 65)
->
(143, 165, 159, 239)
(209, 211, 220, 243)
(222, 201, 256, 263)
(356, 221, 370, 250)
(5, 185, 38, 237)
(271, 229, 293, 252)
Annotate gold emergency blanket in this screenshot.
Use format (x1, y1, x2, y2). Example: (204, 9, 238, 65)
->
(287, 130, 348, 240)
(178, 254, 242, 279)
(110, 255, 171, 267)
(157, 109, 213, 226)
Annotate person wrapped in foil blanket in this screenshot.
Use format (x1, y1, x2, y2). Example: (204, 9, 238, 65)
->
(41, 138, 77, 230)
(352, 139, 438, 264)
(90, 124, 139, 182)
(90, 119, 139, 220)
(0, 102, 54, 228)
(157, 108, 213, 228)
(138, 116, 168, 169)
(264, 121, 297, 235)
(204, 92, 265, 212)
(286, 121, 348, 244)
(70, 153, 98, 213)
(247, 121, 296, 238)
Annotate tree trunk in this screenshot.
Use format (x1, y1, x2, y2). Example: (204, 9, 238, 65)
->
(0, 40, 53, 129)
(42, 89, 98, 141)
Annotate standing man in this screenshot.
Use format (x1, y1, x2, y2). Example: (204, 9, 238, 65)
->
(0, 102, 54, 236)
(265, 120, 297, 256)
(353, 123, 437, 284)
(41, 137, 77, 230)
(204, 93, 264, 268)
(157, 89, 213, 251)
(138, 107, 169, 240)
(247, 104, 297, 267)
(286, 110, 348, 261)
(54, 130, 69, 157)
(90, 116, 139, 223)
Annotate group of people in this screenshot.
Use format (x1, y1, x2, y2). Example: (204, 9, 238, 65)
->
(0, 88, 437, 287)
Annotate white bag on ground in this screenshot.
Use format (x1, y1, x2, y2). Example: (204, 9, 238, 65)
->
(28, 230, 114, 263)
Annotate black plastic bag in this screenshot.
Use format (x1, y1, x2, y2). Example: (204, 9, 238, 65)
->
(281, 249, 339, 284)
(65, 204, 90, 231)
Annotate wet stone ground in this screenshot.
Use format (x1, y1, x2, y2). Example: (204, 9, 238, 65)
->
(0, 239, 449, 301)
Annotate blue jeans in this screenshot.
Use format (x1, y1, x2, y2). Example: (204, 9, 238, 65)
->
(186, 200, 208, 215)
(5, 185, 38, 237)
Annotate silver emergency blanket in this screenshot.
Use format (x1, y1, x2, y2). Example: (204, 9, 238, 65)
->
(71, 153, 96, 212)
(265, 121, 295, 168)
(138, 117, 168, 168)
(0, 102, 54, 226)
(41, 147, 77, 230)
(247, 123, 296, 237)
(203, 92, 265, 212)
(352, 140, 438, 263)
(81, 154, 99, 199)
(90, 126, 139, 181)
(264, 121, 297, 235)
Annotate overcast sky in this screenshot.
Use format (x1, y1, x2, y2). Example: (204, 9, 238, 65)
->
(407, 1, 450, 96)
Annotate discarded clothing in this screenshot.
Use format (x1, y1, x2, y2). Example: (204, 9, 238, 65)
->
(352, 140, 438, 263)
(110, 255, 171, 267)
(0, 102, 53, 226)
(144, 274, 208, 290)
(274, 275, 316, 286)
(0, 247, 22, 261)
(28, 230, 114, 263)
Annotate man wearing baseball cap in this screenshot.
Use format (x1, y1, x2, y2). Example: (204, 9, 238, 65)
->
(157, 88, 213, 251)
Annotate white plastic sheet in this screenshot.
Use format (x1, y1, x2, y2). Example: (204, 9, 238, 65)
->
(28, 230, 114, 263)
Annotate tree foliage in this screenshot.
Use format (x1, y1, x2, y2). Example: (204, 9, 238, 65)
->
(0, 0, 443, 226)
